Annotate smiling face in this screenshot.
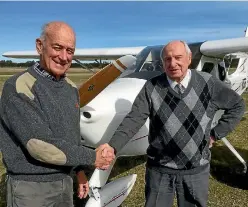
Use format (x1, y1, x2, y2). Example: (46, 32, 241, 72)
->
(36, 22, 76, 79)
(162, 41, 191, 82)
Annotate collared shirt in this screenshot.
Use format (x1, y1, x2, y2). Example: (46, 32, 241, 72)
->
(166, 69, 191, 93)
(33, 62, 66, 81)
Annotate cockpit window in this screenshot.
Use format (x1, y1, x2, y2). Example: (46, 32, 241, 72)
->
(202, 62, 214, 73)
(135, 46, 164, 73)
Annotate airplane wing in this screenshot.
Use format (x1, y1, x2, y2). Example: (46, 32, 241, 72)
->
(200, 37, 248, 58)
(200, 27, 248, 58)
(2, 46, 145, 61)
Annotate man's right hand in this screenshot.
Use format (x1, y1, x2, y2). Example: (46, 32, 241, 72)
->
(95, 144, 115, 170)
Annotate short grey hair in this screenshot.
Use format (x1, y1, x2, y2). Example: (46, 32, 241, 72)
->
(160, 40, 192, 63)
(40, 23, 49, 42)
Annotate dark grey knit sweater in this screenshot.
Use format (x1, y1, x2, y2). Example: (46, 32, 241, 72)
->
(109, 70, 245, 174)
(0, 64, 96, 181)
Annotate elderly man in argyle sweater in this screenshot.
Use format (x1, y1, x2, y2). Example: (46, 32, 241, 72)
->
(103, 40, 245, 207)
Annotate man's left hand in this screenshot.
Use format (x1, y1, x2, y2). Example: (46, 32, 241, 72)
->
(77, 171, 89, 199)
(209, 136, 215, 148)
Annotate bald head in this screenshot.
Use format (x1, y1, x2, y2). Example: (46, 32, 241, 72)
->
(161, 40, 191, 62)
(161, 40, 192, 82)
(40, 21, 76, 44)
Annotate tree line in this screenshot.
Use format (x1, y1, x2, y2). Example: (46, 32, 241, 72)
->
(0, 60, 109, 68)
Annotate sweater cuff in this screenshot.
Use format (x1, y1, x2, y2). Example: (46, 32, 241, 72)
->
(85, 149, 96, 165)
(108, 140, 121, 154)
(65, 146, 96, 167)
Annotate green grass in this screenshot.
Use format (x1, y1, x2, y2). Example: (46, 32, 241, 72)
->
(0, 70, 248, 207)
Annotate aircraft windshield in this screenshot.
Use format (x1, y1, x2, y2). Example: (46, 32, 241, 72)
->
(120, 46, 163, 78)
(134, 46, 164, 73)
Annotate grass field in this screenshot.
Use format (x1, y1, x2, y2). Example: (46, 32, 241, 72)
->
(0, 67, 247, 207)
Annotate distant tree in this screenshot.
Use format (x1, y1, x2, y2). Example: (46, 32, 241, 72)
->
(0, 60, 109, 68)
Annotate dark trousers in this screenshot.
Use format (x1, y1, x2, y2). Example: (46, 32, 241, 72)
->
(7, 175, 74, 207)
(145, 165, 210, 207)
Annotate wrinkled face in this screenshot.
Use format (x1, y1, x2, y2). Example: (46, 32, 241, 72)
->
(162, 41, 191, 82)
(36, 27, 75, 79)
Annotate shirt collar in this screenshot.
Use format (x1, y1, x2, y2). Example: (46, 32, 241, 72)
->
(167, 69, 191, 90)
(33, 62, 66, 81)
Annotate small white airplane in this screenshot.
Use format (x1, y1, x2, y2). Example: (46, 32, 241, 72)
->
(2, 28, 248, 207)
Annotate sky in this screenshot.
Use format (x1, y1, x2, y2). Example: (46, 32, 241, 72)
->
(1, 1, 248, 62)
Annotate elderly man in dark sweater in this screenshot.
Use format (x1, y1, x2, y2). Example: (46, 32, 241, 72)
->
(0, 21, 114, 207)
(103, 41, 245, 207)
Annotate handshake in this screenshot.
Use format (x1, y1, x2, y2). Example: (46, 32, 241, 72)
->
(95, 143, 116, 170)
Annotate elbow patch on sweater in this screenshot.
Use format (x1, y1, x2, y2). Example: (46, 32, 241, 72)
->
(27, 138, 67, 165)
(16, 72, 36, 100)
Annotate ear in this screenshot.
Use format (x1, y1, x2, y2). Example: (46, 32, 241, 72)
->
(188, 53, 192, 66)
(36, 38, 43, 55)
(162, 59, 165, 68)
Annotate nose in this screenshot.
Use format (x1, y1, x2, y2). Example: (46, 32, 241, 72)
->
(59, 49, 68, 62)
(170, 58, 177, 67)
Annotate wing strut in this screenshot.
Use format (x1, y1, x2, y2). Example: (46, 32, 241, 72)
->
(222, 137, 247, 174)
(74, 59, 95, 74)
